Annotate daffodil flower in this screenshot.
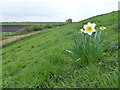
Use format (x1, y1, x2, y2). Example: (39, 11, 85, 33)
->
(100, 26, 106, 30)
(83, 22, 96, 35)
(80, 28, 84, 33)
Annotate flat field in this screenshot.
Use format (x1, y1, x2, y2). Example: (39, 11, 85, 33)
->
(0, 22, 64, 25)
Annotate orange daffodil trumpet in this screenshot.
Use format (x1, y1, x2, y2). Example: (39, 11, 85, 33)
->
(83, 22, 96, 35)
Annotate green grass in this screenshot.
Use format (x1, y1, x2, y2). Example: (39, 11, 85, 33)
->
(1, 11, 119, 88)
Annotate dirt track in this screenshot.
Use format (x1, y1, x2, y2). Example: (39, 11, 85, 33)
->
(0, 31, 39, 45)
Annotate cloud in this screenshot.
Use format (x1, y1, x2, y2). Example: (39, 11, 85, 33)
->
(0, 0, 119, 22)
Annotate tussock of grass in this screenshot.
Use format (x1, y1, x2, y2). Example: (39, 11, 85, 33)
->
(2, 11, 119, 88)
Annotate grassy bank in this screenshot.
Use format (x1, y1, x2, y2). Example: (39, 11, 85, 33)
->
(2, 11, 119, 88)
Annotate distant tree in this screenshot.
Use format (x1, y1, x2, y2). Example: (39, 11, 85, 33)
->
(66, 18, 72, 24)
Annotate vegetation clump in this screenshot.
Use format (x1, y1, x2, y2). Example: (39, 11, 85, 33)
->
(66, 22, 108, 64)
(66, 18, 72, 24)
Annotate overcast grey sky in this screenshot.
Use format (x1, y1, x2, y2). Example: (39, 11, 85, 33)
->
(0, 0, 119, 22)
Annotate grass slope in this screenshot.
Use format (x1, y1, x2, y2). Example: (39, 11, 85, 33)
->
(2, 11, 118, 88)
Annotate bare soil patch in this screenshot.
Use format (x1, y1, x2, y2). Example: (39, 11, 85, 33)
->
(0, 31, 39, 45)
